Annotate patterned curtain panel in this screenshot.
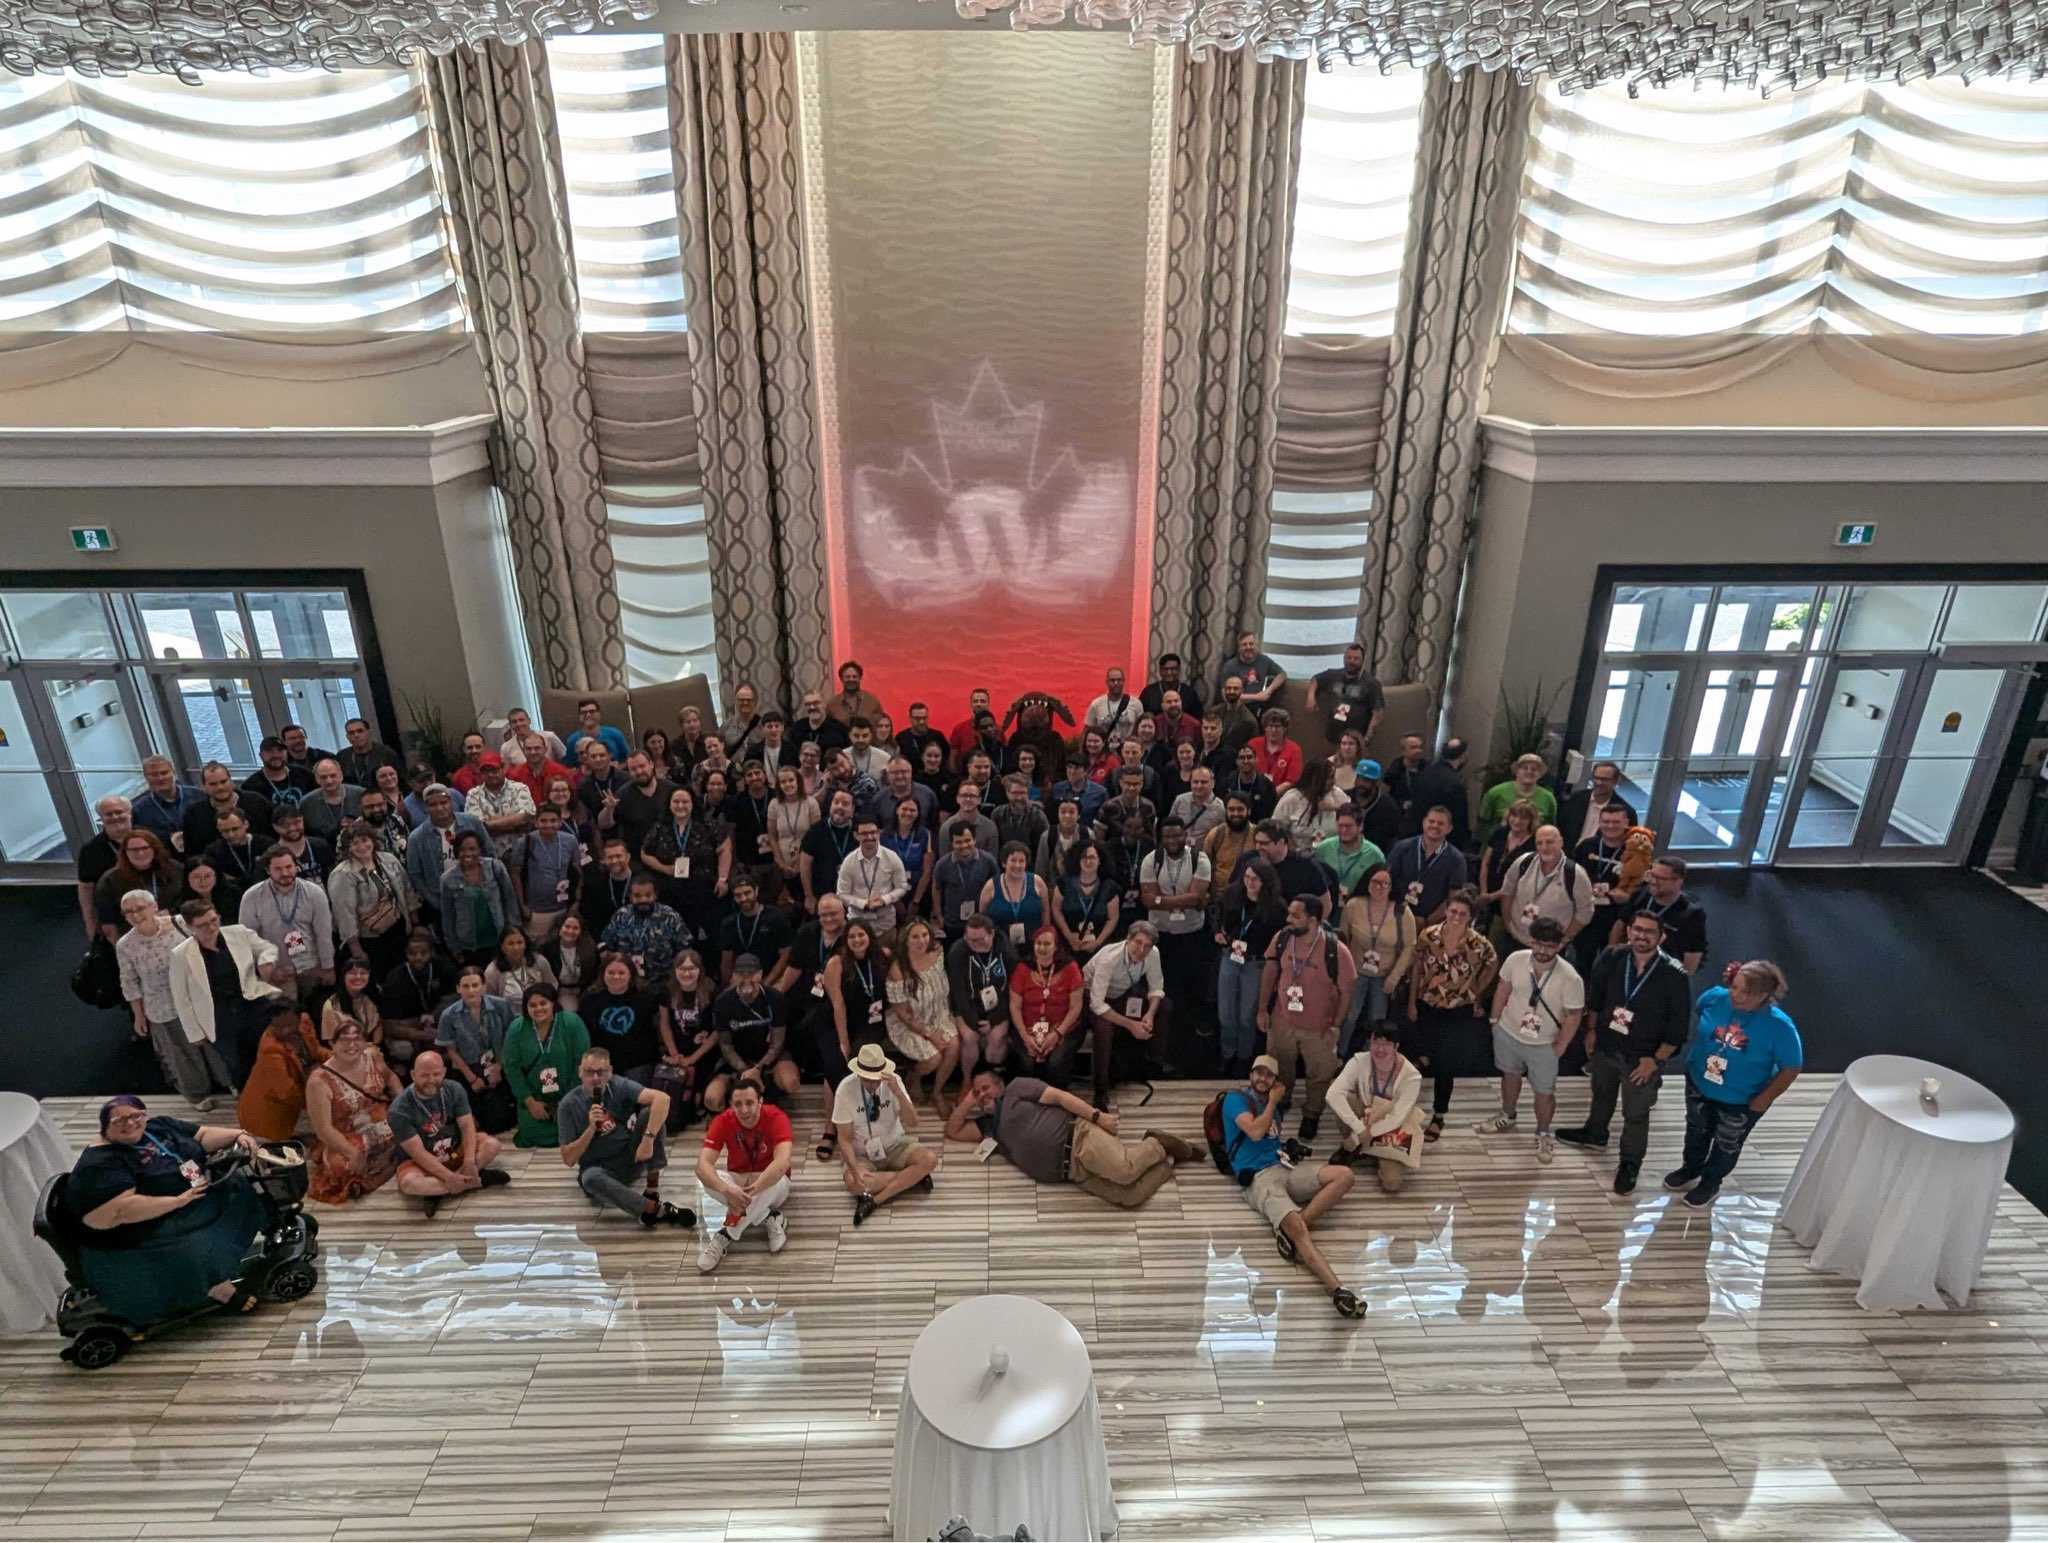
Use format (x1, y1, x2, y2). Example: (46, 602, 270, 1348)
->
(1149, 51, 1305, 690)
(426, 42, 627, 694)
(1364, 67, 1532, 707)
(667, 33, 827, 714)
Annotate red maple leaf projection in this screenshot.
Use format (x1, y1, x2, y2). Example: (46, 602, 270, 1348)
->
(839, 362, 1139, 715)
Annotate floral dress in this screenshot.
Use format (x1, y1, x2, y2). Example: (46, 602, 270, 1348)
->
(887, 953, 956, 1063)
(307, 1052, 399, 1203)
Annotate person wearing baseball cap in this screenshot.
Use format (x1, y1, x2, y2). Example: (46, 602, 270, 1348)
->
(832, 1042, 937, 1226)
(1220, 1053, 1366, 1320)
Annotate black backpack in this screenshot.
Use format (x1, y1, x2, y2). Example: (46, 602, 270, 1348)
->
(1202, 1088, 1258, 1187)
(70, 935, 122, 1011)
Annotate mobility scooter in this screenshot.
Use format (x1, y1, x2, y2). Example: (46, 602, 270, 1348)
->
(33, 1138, 322, 1369)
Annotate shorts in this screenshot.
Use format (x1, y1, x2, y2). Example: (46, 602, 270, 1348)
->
(1491, 1025, 1559, 1093)
(862, 1137, 923, 1172)
(1244, 1162, 1325, 1231)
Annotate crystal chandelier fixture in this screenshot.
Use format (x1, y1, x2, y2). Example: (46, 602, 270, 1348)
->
(0, 0, 666, 81)
(949, 0, 2048, 92)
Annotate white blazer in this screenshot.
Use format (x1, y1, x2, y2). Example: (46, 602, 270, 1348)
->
(169, 925, 283, 1045)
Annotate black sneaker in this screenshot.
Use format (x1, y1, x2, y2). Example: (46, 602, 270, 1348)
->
(852, 1193, 878, 1227)
(1613, 1163, 1638, 1196)
(478, 1168, 511, 1188)
(421, 1195, 442, 1220)
(910, 1175, 934, 1196)
(1299, 1115, 1321, 1143)
(641, 1201, 697, 1230)
(1683, 1183, 1721, 1209)
(1662, 1167, 1701, 1192)
(1553, 1126, 1607, 1152)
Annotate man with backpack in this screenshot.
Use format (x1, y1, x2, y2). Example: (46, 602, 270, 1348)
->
(1499, 825, 1594, 952)
(1217, 1054, 1365, 1320)
(1255, 894, 1357, 1143)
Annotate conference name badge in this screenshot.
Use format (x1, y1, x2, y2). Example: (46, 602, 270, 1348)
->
(555, 879, 570, 905)
(1362, 950, 1382, 972)
(1333, 704, 1350, 723)
(811, 978, 826, 998)
(979, 985, 998, 1011)
(1286, 984, 1306, 1014)
(1009, 923, 1027, 946)
(1406, 882, 1423, 905)
(540, 1066, 560, 1094)
(1609, 1007, 1634, 1031)
(1229, 940, 1247, 963)
(1703, 1053, 1727, 1086)
(1519, 1009, 1542, 1036)
(1520, 904, 1538, 923)
(1592, 882, 1612, 904)
(179, 1158, 204, 1188)
(1124, 996, 1144, 1018)
(673, 856, 690, 879)
(868, 1000, 884, 1025)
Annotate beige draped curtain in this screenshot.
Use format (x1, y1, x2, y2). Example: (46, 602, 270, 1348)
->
(1506, 75, 2048, 401)
(426, 41, 627, 693)
(667, 33, 828, 713)
(1365, 66, 1533, 707)
(1149, 50, 1305, 688)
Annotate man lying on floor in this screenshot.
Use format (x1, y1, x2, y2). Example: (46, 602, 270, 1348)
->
(944, 1067, 1198, 1207)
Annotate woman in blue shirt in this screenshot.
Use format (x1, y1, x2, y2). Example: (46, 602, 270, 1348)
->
(1669, 960, 1802, 1208)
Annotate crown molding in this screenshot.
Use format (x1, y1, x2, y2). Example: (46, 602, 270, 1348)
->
(0, 414, 495, 488)
(1479, 417, 2048, 484)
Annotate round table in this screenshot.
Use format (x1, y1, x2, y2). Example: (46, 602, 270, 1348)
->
(891, 1294, 1117, 1541)
(1780, 1055, 2014, 1311)
(0, 1092, 76, 1333)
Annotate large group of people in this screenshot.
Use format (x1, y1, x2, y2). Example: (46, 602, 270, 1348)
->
(70, 649, 1803, 1315)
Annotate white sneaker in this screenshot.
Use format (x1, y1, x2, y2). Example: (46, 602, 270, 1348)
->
(697, 1228, 734, 1273)
(1472, 1112, 1517, 1134)
(765, 1210, 788, 1254)
(1536, 1132, 1555, 1165)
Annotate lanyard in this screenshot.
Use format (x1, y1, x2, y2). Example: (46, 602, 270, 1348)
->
(970, 951, 1001, 990)
(1282, 932, 1316, 982)
(1527, 960, 1558, 1010)
(608, 874, 629, 909)
(857, 854, 881, 896)
(1074, 883, 1101, 924)
(221, 841, 251, 876)
(1370, 1060, 1397, 1101)
(829, 824, 853, 861)
(406, 964, 432, 1003)
(1531, 861, 1563, 899)
(1620, 951, 1659, 1007)
(998, 871, 1025, 912)
(734, 909, 762, 952)
(673, 819, 692, 852)
(749, 795, 768, 829)
(854, 959, 877, 999)
(1155, 851, 1190, 893)
(141, 1130, 182, 1166)
(273, 882, 302, 932)
(1365, 900, 1393, 947)
(1416, 840, 1447, 874)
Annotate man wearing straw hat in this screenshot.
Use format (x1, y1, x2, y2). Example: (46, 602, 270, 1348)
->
(832, 1042, 939, 1227)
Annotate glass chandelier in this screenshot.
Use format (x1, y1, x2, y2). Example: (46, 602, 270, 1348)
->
(960, 0, 2048, 92)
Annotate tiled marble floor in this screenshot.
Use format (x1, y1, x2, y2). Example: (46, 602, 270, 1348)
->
(8, 1075, 2048, 1542)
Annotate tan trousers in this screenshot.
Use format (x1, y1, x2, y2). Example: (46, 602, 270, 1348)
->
(1267, 1019, 1340, 1122)
(1067, 1121, 1174, 1208)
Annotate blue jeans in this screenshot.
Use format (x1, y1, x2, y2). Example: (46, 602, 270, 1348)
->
(1339, 974, 1393, 1058)
(1216, 953, 1262, 1064)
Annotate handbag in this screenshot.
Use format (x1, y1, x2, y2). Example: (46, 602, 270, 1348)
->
(71, 935, 123, 1010)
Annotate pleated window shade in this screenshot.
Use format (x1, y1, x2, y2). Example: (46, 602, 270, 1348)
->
(1268, 63, 1424, 674)
(550, 35, 714, 696)
(0, 68, 461, 332)
(1513, 78, 2048, 340)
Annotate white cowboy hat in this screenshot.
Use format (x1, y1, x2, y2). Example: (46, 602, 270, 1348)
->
(851, 1043, 896, 1081)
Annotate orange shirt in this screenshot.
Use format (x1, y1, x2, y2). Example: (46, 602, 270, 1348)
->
(236, 1016, 329, 1142)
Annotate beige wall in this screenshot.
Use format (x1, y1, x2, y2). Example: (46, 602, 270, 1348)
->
(0, 475, 518, 743)
(1453, 472, 2048, 769)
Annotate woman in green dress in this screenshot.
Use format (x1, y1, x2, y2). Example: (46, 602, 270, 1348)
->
(501, 984, 590, 1148)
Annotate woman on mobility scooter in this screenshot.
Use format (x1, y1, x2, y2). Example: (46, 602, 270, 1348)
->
(38, 1095, 319, 1367)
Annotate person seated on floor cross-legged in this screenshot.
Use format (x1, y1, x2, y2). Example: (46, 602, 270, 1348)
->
(944, 1067, 1197, 1209)
(1223, 1053, 1365, 1321)
(389, 1050, 512, 1219)
(559, 1046, 695, 1231)
(833, 1043, 938, 1228)
(694, 1072, 795, 1273)
(1324, 1024, 1426, 1193)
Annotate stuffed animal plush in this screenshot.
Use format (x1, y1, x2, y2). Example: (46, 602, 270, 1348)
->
(1613, 825, 1658, 899)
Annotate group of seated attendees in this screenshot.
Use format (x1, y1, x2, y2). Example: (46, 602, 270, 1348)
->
(72, 645, 1803, 1311)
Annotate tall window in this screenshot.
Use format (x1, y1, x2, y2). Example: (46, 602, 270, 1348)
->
(549, 35, 714, 696)
(1513, 77, 2048, 339)
(549, 35, 689, 334)
(1267, 64, 1425, 676)
(0, 69, 460, 332)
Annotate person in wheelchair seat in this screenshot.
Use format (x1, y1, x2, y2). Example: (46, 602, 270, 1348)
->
(60, 1096, 287, 1324)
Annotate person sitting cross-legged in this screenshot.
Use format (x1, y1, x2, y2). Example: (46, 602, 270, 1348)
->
(1324, 1024, 1426, 1193)
(1222, 1053, 1365, 1320)
(389, 1050, 512, 1218)
(694, 1073, 794, 1273)
(559, 1046, 695, 1229)
(833, 1043, 939, 1227)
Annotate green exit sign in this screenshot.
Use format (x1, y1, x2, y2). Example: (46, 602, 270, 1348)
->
(1835, 522, 1877, 548)
(69, 526, 116, 553)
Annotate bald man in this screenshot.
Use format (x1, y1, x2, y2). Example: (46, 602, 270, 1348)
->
(390, 1051, 512, 1218)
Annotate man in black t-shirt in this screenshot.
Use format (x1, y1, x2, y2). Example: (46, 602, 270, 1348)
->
(718, 875, 794, 983)
(708, 956, 799, 1108)
(1614, 857, 1708, 974)
(1308, 642, 1384, 747)
(76, 793, 132, 940)
(243, 736, 317, 811)
(614, 751, 674, 873)
(1556, 911, 1692, 1194)
(579, 838, 639, 936)
(1571, 804, 1634, 974)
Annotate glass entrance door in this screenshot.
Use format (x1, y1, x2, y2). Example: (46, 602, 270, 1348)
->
(1775, 659, 2025, 864)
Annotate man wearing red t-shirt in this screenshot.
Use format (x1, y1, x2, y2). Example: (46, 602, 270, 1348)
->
(948, 686, 994, 761)
(1251, 709, 1305, 793)
(694, 1076, 794, 1272)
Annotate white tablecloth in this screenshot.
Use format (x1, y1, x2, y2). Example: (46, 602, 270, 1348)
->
(891, 1294, 1118, 1541)
(1781, 1055, 2014, 1312)
(0, 1093, 76, 1334)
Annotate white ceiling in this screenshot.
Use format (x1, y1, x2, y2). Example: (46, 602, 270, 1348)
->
(635, 0, 1093, 33)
